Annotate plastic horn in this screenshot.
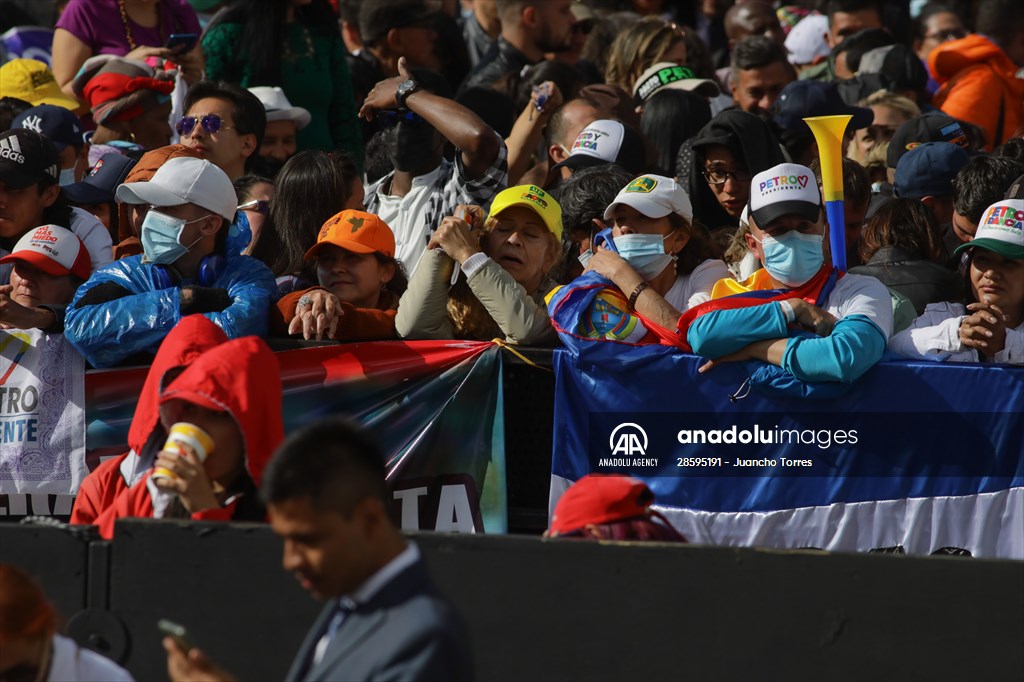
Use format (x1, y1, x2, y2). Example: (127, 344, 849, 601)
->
(804, 114, 852, 271)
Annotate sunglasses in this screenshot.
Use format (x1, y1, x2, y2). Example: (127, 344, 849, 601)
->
(175, 113, 235, 137)
(380, 109, 427, 128)
(238, 199, 269, 215)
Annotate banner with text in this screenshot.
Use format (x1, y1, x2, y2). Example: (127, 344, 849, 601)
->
(5, 341, 506, 532)
(551, 349, 1024, 558)
(0, 329, 86, 503)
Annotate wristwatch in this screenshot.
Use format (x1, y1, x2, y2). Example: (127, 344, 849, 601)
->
(395, 79, 419, 108)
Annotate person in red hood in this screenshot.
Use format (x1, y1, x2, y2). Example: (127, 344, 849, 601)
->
(928, 1, 1024, 151)
(71, 315, 229, 526)
(83, 331, 283, 539)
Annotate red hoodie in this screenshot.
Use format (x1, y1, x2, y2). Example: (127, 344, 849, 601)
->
(930, 34, 1024, 151)
(71, 316, 229, 526)
(90, 336, 283, 539)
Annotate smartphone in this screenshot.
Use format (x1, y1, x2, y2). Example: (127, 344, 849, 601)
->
(158, 619, 194, 652)
(166, 33, 199, 53)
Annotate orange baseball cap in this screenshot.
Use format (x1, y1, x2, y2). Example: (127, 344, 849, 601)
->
(305, 210, 396, 260)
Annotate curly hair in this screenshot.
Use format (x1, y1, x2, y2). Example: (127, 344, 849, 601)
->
(446, 216, 560, 340)
(604, 18, 687, 92)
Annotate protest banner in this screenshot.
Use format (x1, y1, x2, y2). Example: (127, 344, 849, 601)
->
(79, 340, 507, 532)
(551, 349, 1024, 558)
(0, 329, 86, 517)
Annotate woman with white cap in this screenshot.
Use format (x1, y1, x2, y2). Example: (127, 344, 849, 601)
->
(583, 174, 731, 331)
(890, 200, 1024, 364)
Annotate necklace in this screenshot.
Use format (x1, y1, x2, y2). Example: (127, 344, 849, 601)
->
(119, 0, 163, 51)
(282, 24, 316, 62)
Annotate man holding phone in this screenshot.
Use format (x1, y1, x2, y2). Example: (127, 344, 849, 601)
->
(163, 419, 474, 682)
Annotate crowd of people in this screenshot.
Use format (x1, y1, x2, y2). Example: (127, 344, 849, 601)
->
(0, 0, 1020, 519)
(0, 0, 1022, 678)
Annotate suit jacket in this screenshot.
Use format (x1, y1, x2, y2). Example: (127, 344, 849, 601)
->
(285, 558, 473, 682)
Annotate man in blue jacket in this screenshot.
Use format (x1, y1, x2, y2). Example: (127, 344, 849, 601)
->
(688, 162, 893, 384)
(64, 157, 276, 368)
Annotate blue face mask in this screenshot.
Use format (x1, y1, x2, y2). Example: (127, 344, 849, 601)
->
(59, 166, 76, 187)
(755, 230, 824, 287)
(613, 232, 676, 280)
(141, 209, 208, 265)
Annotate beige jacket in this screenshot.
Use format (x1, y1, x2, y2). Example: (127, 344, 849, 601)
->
(395, 250, 557, 344)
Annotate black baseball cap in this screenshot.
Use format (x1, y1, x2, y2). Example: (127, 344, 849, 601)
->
(772, 80, 873, 133)
(11, 104, 84, 152)
(64, 152, 138, 205)
(0, 128, 60, 189)
(886, 113, 968, 169)
(360, 0, 441, 46)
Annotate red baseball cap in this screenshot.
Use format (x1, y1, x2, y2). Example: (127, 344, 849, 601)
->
(549, 474, 655, 535)
(0, 224, 90, 280)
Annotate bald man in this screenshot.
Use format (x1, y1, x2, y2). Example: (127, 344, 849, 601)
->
(724, 0, 785, 51)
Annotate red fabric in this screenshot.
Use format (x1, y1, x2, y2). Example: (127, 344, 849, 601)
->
(930, 35, 1024, 151)
(160, 336, 284, 488)
(72, 316, 228, 529)
(82, 72, 175, 109)
(92, 335, 282, 539)
(549, 474, 654, 535)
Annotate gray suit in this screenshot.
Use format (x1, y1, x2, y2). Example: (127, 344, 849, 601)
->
(284, 558, 473, 682)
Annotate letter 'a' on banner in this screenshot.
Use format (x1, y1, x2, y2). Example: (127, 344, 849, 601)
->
(804, 115, 852, 271)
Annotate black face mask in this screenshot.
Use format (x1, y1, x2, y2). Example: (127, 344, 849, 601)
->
(385, 121, 441, 175)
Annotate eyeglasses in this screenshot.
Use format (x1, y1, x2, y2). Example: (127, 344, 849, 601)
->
(238, 199, 269, 215)
(924, 28, 967, 42)
(380, 109, 427, 128)
(175, 114, 235, 137)
(702, 168, 752, 185)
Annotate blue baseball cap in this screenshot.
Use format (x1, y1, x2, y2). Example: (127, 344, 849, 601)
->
(772, 80, 873, 133)
(11, 104, 83, 152)
(63, 153, 137, 205)
(893, 142, 969, 199)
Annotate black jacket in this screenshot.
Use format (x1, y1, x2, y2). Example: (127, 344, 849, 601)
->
(459, 37, 533, 97)
(848, 245, 961, 314)
(688, 110, 786, 230)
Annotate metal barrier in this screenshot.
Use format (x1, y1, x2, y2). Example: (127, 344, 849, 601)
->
(3, 520, 1022, 681)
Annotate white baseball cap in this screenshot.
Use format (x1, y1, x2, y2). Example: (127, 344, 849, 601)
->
(551, 119, 647, 175)
(749, 163, 822, 227)
(603, 174, 694, 224)
(248, 86, 311, 130)
(954, 200, 1024, 260)
(0, 224, 91, 280)
(632, 62, 721, 102)
(785, 14, 830, 65)
(116, 157, 237, 221)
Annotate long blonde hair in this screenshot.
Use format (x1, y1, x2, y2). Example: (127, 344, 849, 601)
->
(605, 18, 687, 92)
(446, 216, 560, 340)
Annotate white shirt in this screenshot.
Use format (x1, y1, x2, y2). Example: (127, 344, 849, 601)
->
(889, 301, 1024, 364)
(48, 634, 134, 682)
(373, 167, 446, 275)
(663, 259, 733, 312)
(822, 272, 895, 338)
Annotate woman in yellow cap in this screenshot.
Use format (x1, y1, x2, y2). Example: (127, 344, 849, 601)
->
(396, 185, 563, 343)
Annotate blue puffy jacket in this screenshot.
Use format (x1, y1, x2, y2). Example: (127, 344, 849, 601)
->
(64, 251, 277, 368)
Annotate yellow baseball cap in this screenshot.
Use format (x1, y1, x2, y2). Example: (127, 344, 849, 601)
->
(487, 185, 562, 241)
(0, 59, 81, 111)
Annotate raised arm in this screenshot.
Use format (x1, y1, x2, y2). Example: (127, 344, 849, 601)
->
(359, 58, 500, 179)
